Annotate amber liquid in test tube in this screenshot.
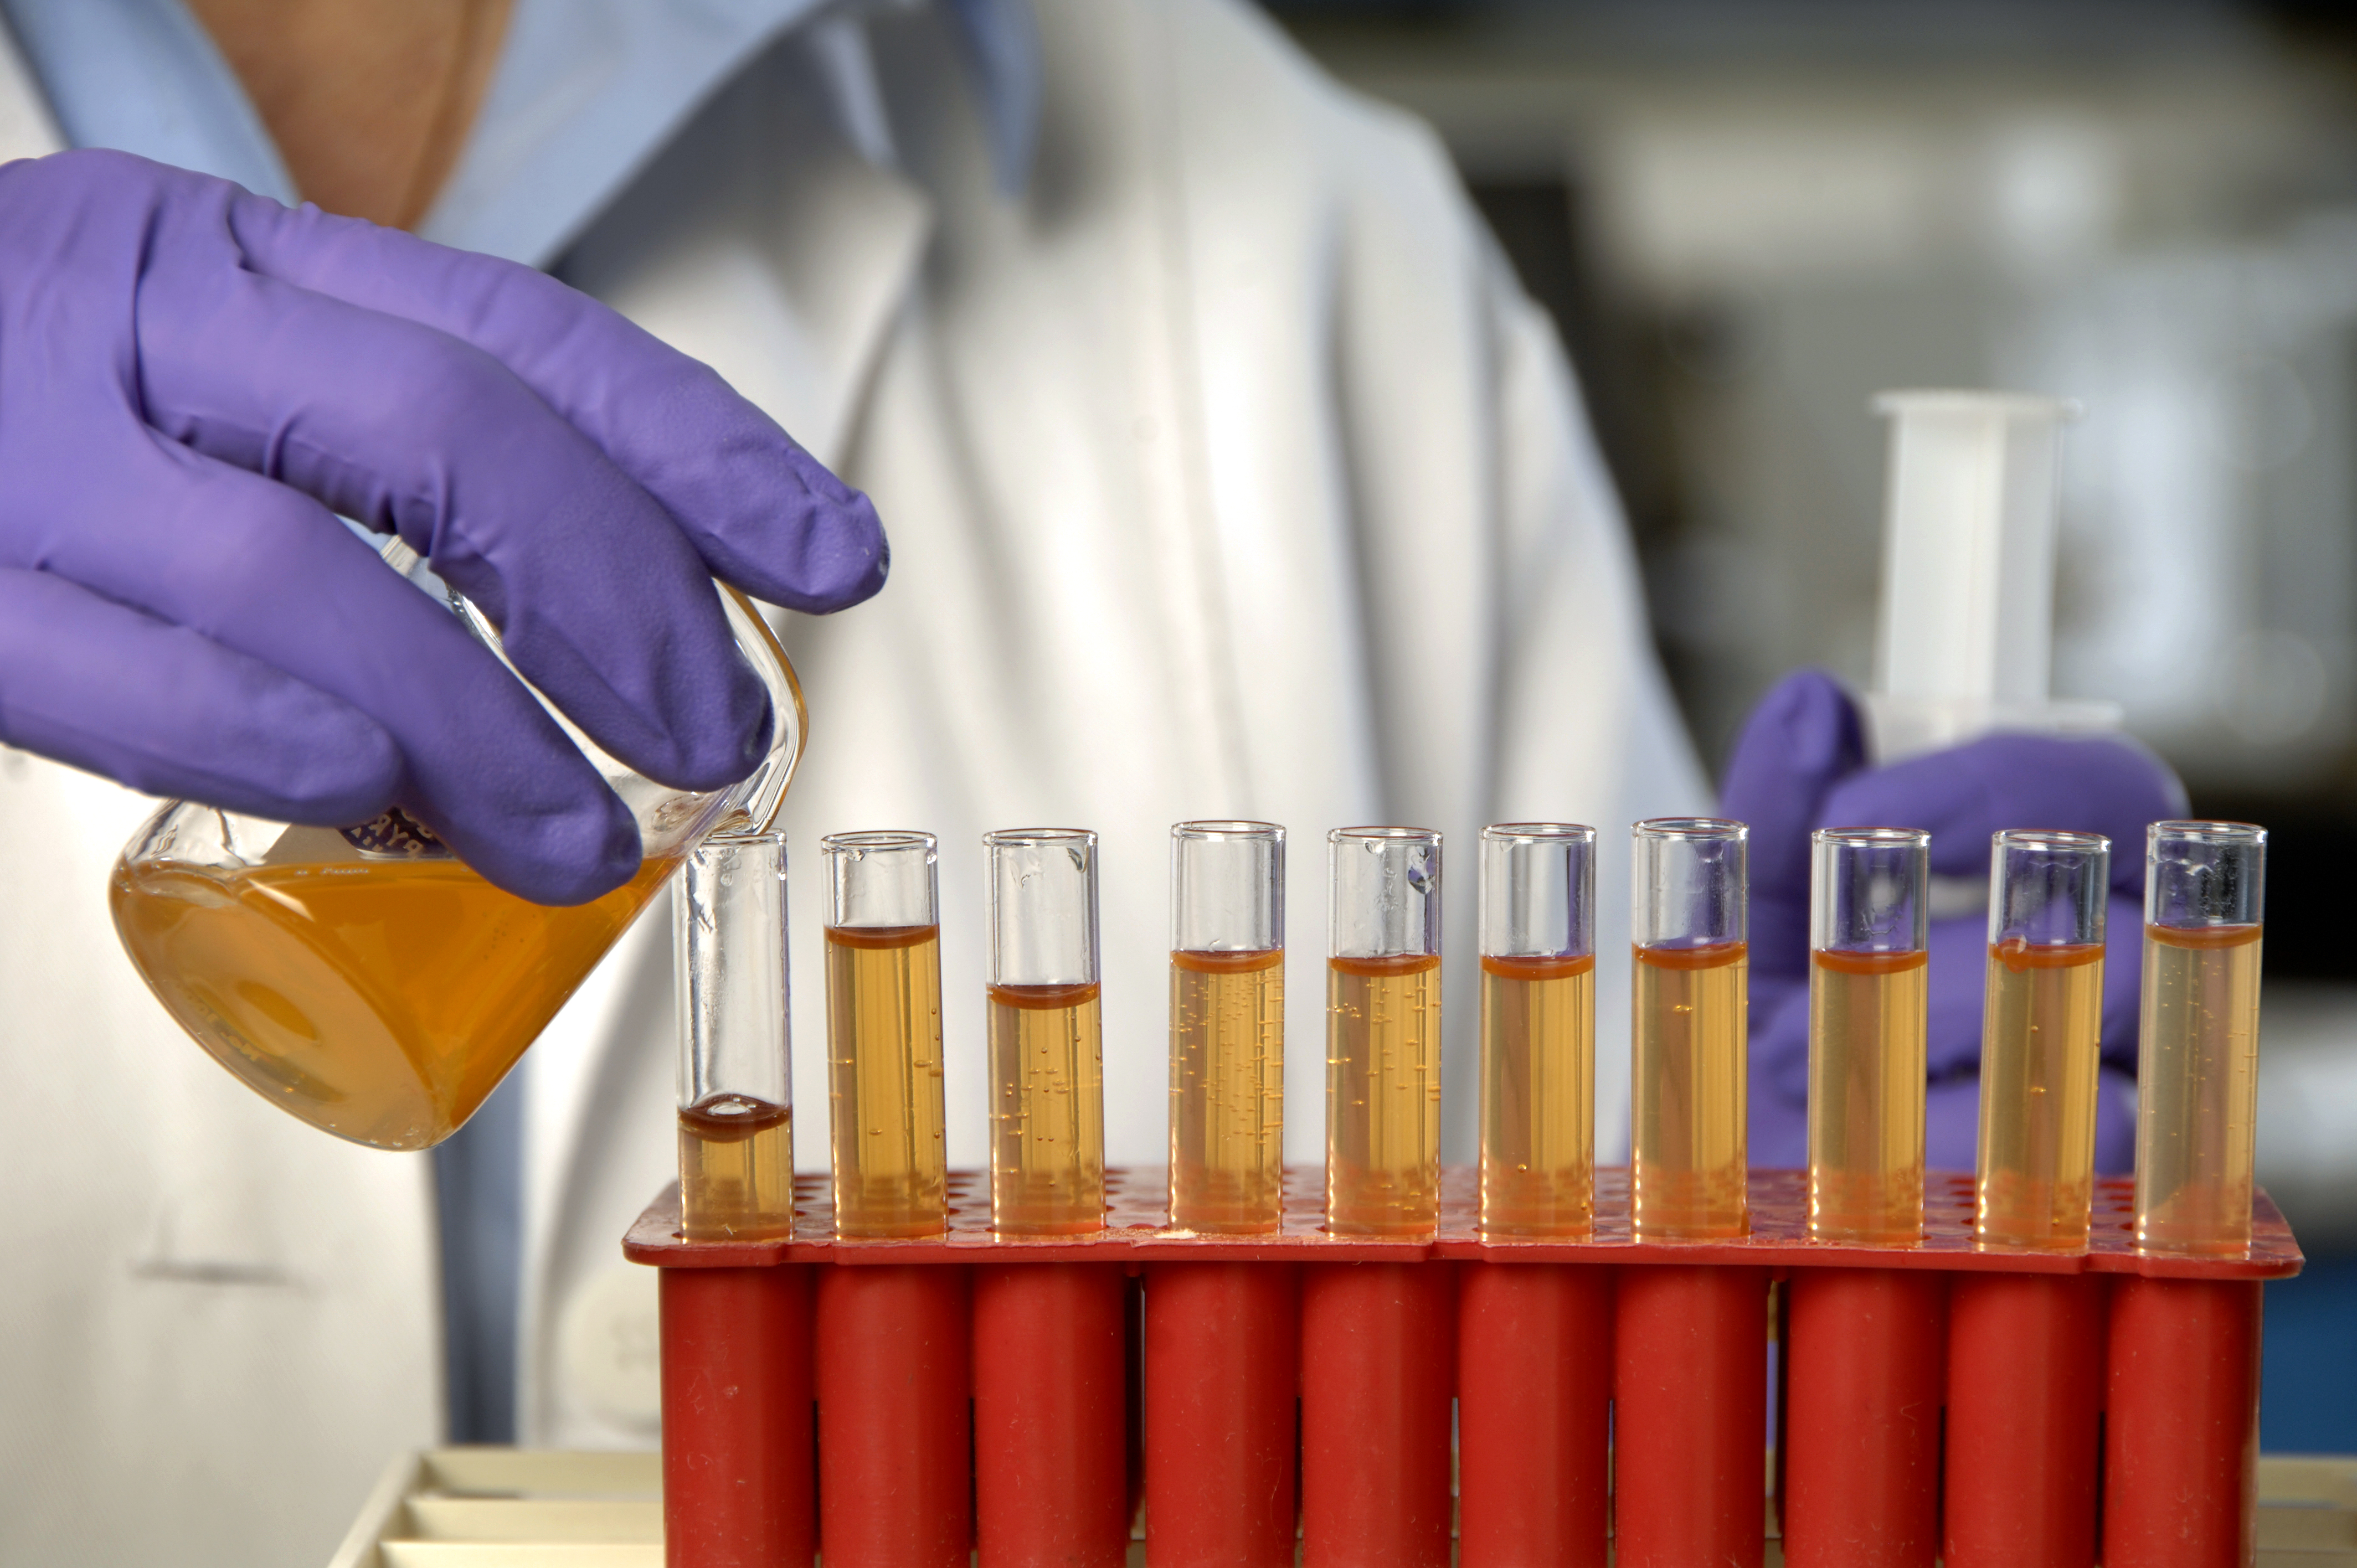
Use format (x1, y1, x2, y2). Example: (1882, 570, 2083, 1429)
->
(986, 829, 1106, 1236)
(1326, 827, 1443, 1237)
(676, 831, 796, 1241)
(1977, 831, 2108, 1249)
(2136, 822, 2267, 1257)
(1479, 824, 1597, 1237)
(1806, 828, 1930, 1244)
(822, 832, 948, 1239)
(1169, 822, 1286, 1234)
(1630, 819, 1749, 1240)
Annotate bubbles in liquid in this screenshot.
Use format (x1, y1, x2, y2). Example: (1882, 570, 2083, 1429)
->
(1807, 948, 1929, 1245)
(825, 925, 949, 1239)
(1325, 952, 1441, 1239)
(1479, 952, 1596, 1239)
(987, 982, 1105, 1236)
(1631, 941, 1749, 1240)
(1169, 947, 1285, 1236)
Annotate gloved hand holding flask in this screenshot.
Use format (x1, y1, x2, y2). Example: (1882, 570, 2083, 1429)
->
(0, 149, 886, 904)
(1726, 669, 2185, 1174)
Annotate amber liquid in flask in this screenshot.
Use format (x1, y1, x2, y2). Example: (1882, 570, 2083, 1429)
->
(2135, 922, 2263, 1255)
(114, 571, 802, 1152)
(826, 925, 948, 1239)
(1325, 952, 1442, 1237)
(111, 850, 676, 1151)
(1977, 940, 2103, 1247)
(1631, 941, 1748, 1239)
(1169, 948, 1285, 1234)
(1479, 953, 1596, 1237)
(678, 1094, 795, 1241)
(1807, 949, 1929, 1242)
(989, 982, 1106, 1235)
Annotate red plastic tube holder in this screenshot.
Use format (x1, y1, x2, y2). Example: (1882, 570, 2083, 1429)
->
(627, 1167, 2298, 1568)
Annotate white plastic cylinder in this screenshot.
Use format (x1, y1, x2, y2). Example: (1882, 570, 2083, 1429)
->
(1865, 390, 2118, 760)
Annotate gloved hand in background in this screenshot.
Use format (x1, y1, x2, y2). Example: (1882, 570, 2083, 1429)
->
(1723, 669, 2186, 1174)
(0, 149, 887, 904)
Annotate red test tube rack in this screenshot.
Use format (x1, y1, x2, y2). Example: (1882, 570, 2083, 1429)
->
(627, 1165, 2300, 1568)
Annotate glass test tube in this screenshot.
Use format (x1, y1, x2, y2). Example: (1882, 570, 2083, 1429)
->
(1167, 822, 1287, 1234)
(675, 829, 795, 1241)
(1807, 827, 1931, 1244)
(1976, 831, 2108, 1249)
(822, 831, 948, 1240)
(986, 828, 1106, 1236)
(2135, 821, 2266, 1257)
(1478, 823, 1598, 1239)
(1325, 827, 1443, 1238)
(1630, 818, 1749, 1240)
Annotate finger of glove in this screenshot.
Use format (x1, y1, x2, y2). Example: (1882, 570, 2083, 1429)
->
(133, 259, 771, 794)
(2094, 1066, 2137, 1175)
(1718, 669, 1867, 976)
(32, 442, 641, 904)
(0, 567, 398, 823)
(1747, 978, 1812, 1168)
(222, 193, 888, 613)
(1928, 1076, 1980, 1173)
(1924, 917, 1996, 1078)
(1820, 732, 2188, 897)
(2101, 891, 2143, 1071)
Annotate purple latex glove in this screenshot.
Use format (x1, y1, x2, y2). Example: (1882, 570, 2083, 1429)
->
(0, 150, 886, 904)
(1722, 670, 2186, 1175)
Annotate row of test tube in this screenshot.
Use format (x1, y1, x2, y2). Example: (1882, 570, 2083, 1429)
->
(1798, 821, 2266, 1257)
(669, 816, 2266, 1260)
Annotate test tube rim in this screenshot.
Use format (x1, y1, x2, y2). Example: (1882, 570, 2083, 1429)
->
(1328, 824, 1444, 845)
(1987, 828, 2109, 949)
(2145, 819, 2266, 932)
(1811, 825, 1930, 955)
(821, 828, 938, 854)
(1170, 818, 1284, 953)
(1171, 819, 1285, 842)
(1327, 825, 1442, 960)
(697, 824, 790, 849)
(1991, 827, 2111, 854)
(1481, 821, 1598, 844)
(1632, 817, 1747, 948)
(984, 826, 1098, 848)
(1479, 822, 1594, 959)
(986, 827, 1100, 987)
(2148, 819, 2267, 849)
(1811, 825, 1932, 849)
(821, 828, 937, 931)
(1633, 816, 1747, 842)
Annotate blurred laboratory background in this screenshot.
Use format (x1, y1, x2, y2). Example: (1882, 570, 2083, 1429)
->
(1259, 0, 2357, 1449)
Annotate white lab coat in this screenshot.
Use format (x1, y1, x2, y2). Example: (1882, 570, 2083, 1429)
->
(0, 1, 1706, 1562)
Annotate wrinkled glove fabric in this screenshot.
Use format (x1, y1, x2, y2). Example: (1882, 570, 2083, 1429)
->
(0, 151, 886, 902)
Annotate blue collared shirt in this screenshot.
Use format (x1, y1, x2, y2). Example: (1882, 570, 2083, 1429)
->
(0, 0, 1037, 266)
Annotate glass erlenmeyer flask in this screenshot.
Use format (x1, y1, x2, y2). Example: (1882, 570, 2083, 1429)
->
(107, 539, 804, 1152)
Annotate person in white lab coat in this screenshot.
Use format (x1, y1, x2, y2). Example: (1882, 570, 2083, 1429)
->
(0, 1, 1706, 1561)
